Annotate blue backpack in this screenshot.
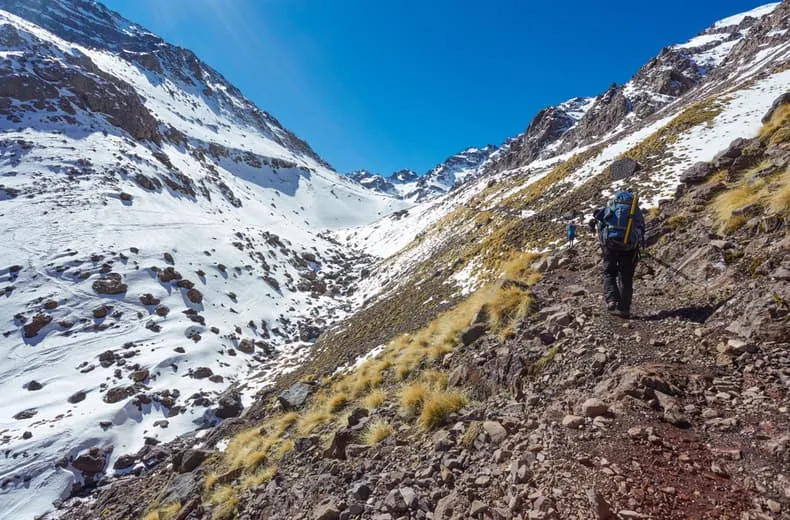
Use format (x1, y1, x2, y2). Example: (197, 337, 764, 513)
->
(600, 192, 643, 250)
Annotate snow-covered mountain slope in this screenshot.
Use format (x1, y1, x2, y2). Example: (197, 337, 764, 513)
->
(346, 145, 498, 201)
(0, 1, 409, 518)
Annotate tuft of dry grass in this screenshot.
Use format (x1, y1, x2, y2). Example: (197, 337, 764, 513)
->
(420, 369, 449, 390)
(362, 388, 387, 410)
(203, 472, 218, 494)
(361, 418, 394, 445)
(769, 175, 790, 215)
(296, 409, 332, 436)
(532, 345, 559, 376)
(399, 382, 429, 417)
(488, 285, 533, 334)
(461, 421, 483, 448)
(326, 392, 349, 413)
(208, 485, 239, 520)
(271, 439, 295, 461)
(500, 251, 540, 281)
(419, 391, 467, 430)
(142, 502, 181, 520)
(759, 103, 790, 140)
(240, 465, 277, 488)
(225, 428, 273, 470)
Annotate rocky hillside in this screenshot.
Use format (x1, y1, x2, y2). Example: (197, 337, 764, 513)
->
(53, 80, 790, 520)
(1, 1, 789, 520)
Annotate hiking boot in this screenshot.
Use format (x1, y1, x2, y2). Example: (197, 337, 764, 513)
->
(616, 308, 631, 318)
(606, 300, 618, 312)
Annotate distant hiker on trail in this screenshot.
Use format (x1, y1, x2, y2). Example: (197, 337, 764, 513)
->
(589, 191, 645, 318)
(566, 221, 577, 248)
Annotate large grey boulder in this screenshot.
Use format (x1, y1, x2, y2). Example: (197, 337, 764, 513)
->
(608, 157, 641, 181)
(278, 382, 315, 410)
(680, 161, 714, 185)
(213, 390, 243, 419)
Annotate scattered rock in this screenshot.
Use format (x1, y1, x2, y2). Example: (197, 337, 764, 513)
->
(113, 454, 136, 470)
(174, 449, 209, 473)
(278, 382, 315, 410)
(212, 390, 243, 419)
(581, 398, 609, 418)
(192, 367, 213, 379)
(23, 313, 52, 338)
(186, 288, 203, 304)
(313, 500, 340, 520)
(13, 409, 37, 420)
(72, 448, 108, 474)
(586, 489, 617, 519)
(562, 415, 585, 428)
(92, 274, 127, 295)
(482, 420, 507, 444)
(460, 323, 488, 346)
(104, 385, 134, 404)
(68, 391, 87, 404)
(26, 380, 43, 391)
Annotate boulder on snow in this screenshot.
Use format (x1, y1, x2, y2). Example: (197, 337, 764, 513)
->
(92, 273, 127, 295)
(23, 313, 52, 338)
(608, 157, 641, 181)
(72, 447, 109, 474)
(212, 390, 243, 419)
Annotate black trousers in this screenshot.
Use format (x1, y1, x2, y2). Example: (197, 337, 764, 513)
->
(602, 244, 639, 312)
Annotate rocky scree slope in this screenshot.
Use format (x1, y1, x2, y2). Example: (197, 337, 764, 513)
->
(0, 0, 407, 518)
(53, 88, 790, 520)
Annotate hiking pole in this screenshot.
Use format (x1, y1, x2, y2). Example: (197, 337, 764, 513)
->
(640, 251, 706, 288)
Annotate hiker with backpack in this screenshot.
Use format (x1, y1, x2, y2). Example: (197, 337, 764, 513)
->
(566, 221, 577, 248)
(589, 191, 645, 318)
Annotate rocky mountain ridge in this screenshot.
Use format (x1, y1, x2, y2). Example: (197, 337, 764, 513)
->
(347, 145, 499, 202)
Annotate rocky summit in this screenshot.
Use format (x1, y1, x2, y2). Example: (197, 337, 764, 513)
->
(0, 1, 788, 520)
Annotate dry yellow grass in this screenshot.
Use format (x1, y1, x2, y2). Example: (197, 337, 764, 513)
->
(769, 175, 790, 214)
(240, 465, 278, 488)
(361, 418, 394, 445)
(296, 409, 332, 435)
(362, 388, 387, 409)
(488, 285, 532, 334)
(532, 345, 559, 376)
(419, 391, 467, 430)
(399, 382, 429, 417)
(759, 103, 790, 139)
(271, 439, 295, 461)
(203, 472, 218, 493)
(326, 392, 349, 412)
(275, 412, 299, 431)
(225, 428, 274, 470)
(461, 421, 483, 448)
(208, 485, 239, 520)
(420, 369, 449, 390)
(141, 502, 181, 520)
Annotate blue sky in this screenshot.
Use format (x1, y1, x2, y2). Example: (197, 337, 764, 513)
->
(102, 0, 768, 175)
